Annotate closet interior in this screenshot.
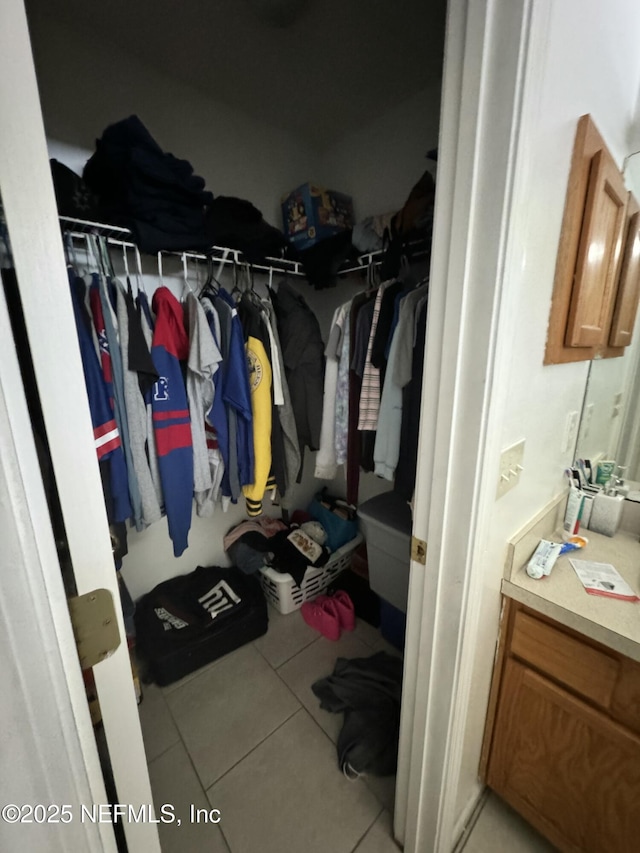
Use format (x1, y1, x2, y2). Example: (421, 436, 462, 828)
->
(12, 1, 448, 851)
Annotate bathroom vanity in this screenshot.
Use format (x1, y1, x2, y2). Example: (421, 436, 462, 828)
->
(480, 497, 640, 853)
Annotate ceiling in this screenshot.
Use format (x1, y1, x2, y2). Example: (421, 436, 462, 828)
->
(25, 0, 447, 150)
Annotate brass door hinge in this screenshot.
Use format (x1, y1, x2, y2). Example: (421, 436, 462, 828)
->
(68, 589, 121, 669)
(411, 535, 427, 565)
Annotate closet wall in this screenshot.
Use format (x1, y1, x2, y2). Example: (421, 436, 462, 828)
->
(26, 6, 443, 601)
(318, 83, 442, 220)
(27, 10, 315, 225)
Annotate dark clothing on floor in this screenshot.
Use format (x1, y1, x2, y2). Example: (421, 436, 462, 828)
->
(312, 651, 403, 777)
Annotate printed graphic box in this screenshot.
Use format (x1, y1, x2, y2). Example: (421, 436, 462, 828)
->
(281, 182, 353, 251)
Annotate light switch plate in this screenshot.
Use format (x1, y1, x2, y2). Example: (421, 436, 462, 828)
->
(497, 439, 525, 499)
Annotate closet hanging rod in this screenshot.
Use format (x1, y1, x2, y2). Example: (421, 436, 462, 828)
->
(59, 215, 306, 277)
(338, 237, 431, 275)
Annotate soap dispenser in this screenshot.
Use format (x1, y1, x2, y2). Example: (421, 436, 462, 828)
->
(589, 476, 625, 537)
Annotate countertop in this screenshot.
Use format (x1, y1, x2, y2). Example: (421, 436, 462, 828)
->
(503, 496, 640, 662)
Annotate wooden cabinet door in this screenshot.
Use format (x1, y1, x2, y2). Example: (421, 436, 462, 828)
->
(566, 148, 628, 348)
(608, 195, 640, 348)
(487, 659, 640, 853)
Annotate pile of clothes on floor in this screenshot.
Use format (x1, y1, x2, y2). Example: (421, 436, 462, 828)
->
(223, 493, 358, 586)
(223, 513, 331, 587)
(313, 651, 403, 778)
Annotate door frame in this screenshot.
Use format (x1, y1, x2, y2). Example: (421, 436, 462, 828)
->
(395, 1, 535, 850)
(1, 0, 537, 850)
(0, 279, 116, 852)
(0, 1, 160, 850)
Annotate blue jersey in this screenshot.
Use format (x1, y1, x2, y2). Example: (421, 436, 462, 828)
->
(151, 287, 193, 557)
(217, 289, 254, 489)
(69, 275, 132, 523)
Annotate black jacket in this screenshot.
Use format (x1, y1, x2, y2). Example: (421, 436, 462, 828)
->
(269, 280, 324, 474)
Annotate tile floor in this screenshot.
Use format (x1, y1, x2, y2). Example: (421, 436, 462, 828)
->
(461, 793, 556, 852)
(138, 605, 402, 853)
(138, 605, 556, 853)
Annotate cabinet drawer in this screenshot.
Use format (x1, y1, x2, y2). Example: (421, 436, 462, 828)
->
(510, 609, 619, 710)
(611, 658, 640, 735)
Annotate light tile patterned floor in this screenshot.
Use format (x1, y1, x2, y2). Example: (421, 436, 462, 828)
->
(139, 606, 554, 852)
(139, 605, 401, 853)
(461, 793, 556, 853)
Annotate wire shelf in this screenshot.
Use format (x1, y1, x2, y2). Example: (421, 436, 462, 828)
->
(59, 215, 306, 277)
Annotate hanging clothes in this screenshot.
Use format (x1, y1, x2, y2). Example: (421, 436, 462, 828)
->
(238, 292, 275, 517)
(260, 297, 300, 507)
(395, 299, 428, 500)
(114, 278, 162, 528)
(357, 280, 394, 431)
(222, 288, 255, 490)
(201, 294, 231, 504)
(346, 291, 375, 504)
(197, 422, 225, 515)
(184, 291, 222, 516)
(136, 289, 164, 507)
(370, 280, 403, 375)
(210, 294, 238, 499)
(89, 273, 144, 529)
(69, 274, 131, 525)
(374, 284, 428, 481)
(315, 301, 349, 480)
(213, 289, 254, 500)
(270, 279, 324, 478)
(334, 302, 351, 467)
(150, 286, 193, 557)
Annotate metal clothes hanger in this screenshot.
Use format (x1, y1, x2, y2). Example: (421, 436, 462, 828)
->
(98, 236, 115, 280)
(231, 258, 242, 299)
(181, 252, 194, 298)
(202, 253, 222, 296)
(246, 262, 256, 296)
(122, 244, 136, 296)
(134, 245, 146, 296)
(366, 257, 379, 292)
(157, 251, 164, 289)
(84, 234, 98, 273)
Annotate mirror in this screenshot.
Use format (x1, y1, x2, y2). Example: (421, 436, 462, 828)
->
(574, 151, 640, 480)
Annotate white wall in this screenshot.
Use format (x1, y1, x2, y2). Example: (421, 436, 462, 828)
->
(318, 84, 442, 221)
(27, 10, 314, 227)
(454, 0, 640, 824)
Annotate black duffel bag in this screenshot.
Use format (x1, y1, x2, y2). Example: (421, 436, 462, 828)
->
(134, 565, 268, 686)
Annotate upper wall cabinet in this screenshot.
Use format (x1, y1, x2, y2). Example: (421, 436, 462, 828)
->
(545, 115, 639, 364)
(608, 194, 640, 352)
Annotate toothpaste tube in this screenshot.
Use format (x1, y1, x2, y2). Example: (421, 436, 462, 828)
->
(562, 487, 584, 540)
(526, 539, 562, 579)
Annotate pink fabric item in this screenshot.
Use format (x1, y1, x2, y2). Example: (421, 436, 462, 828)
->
(301, 598, 341, 641)
(331, 590, 355, 631)
(223, 515, 288, 551)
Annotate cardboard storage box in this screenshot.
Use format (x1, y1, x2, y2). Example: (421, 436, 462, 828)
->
(281, 182, 353, 250)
